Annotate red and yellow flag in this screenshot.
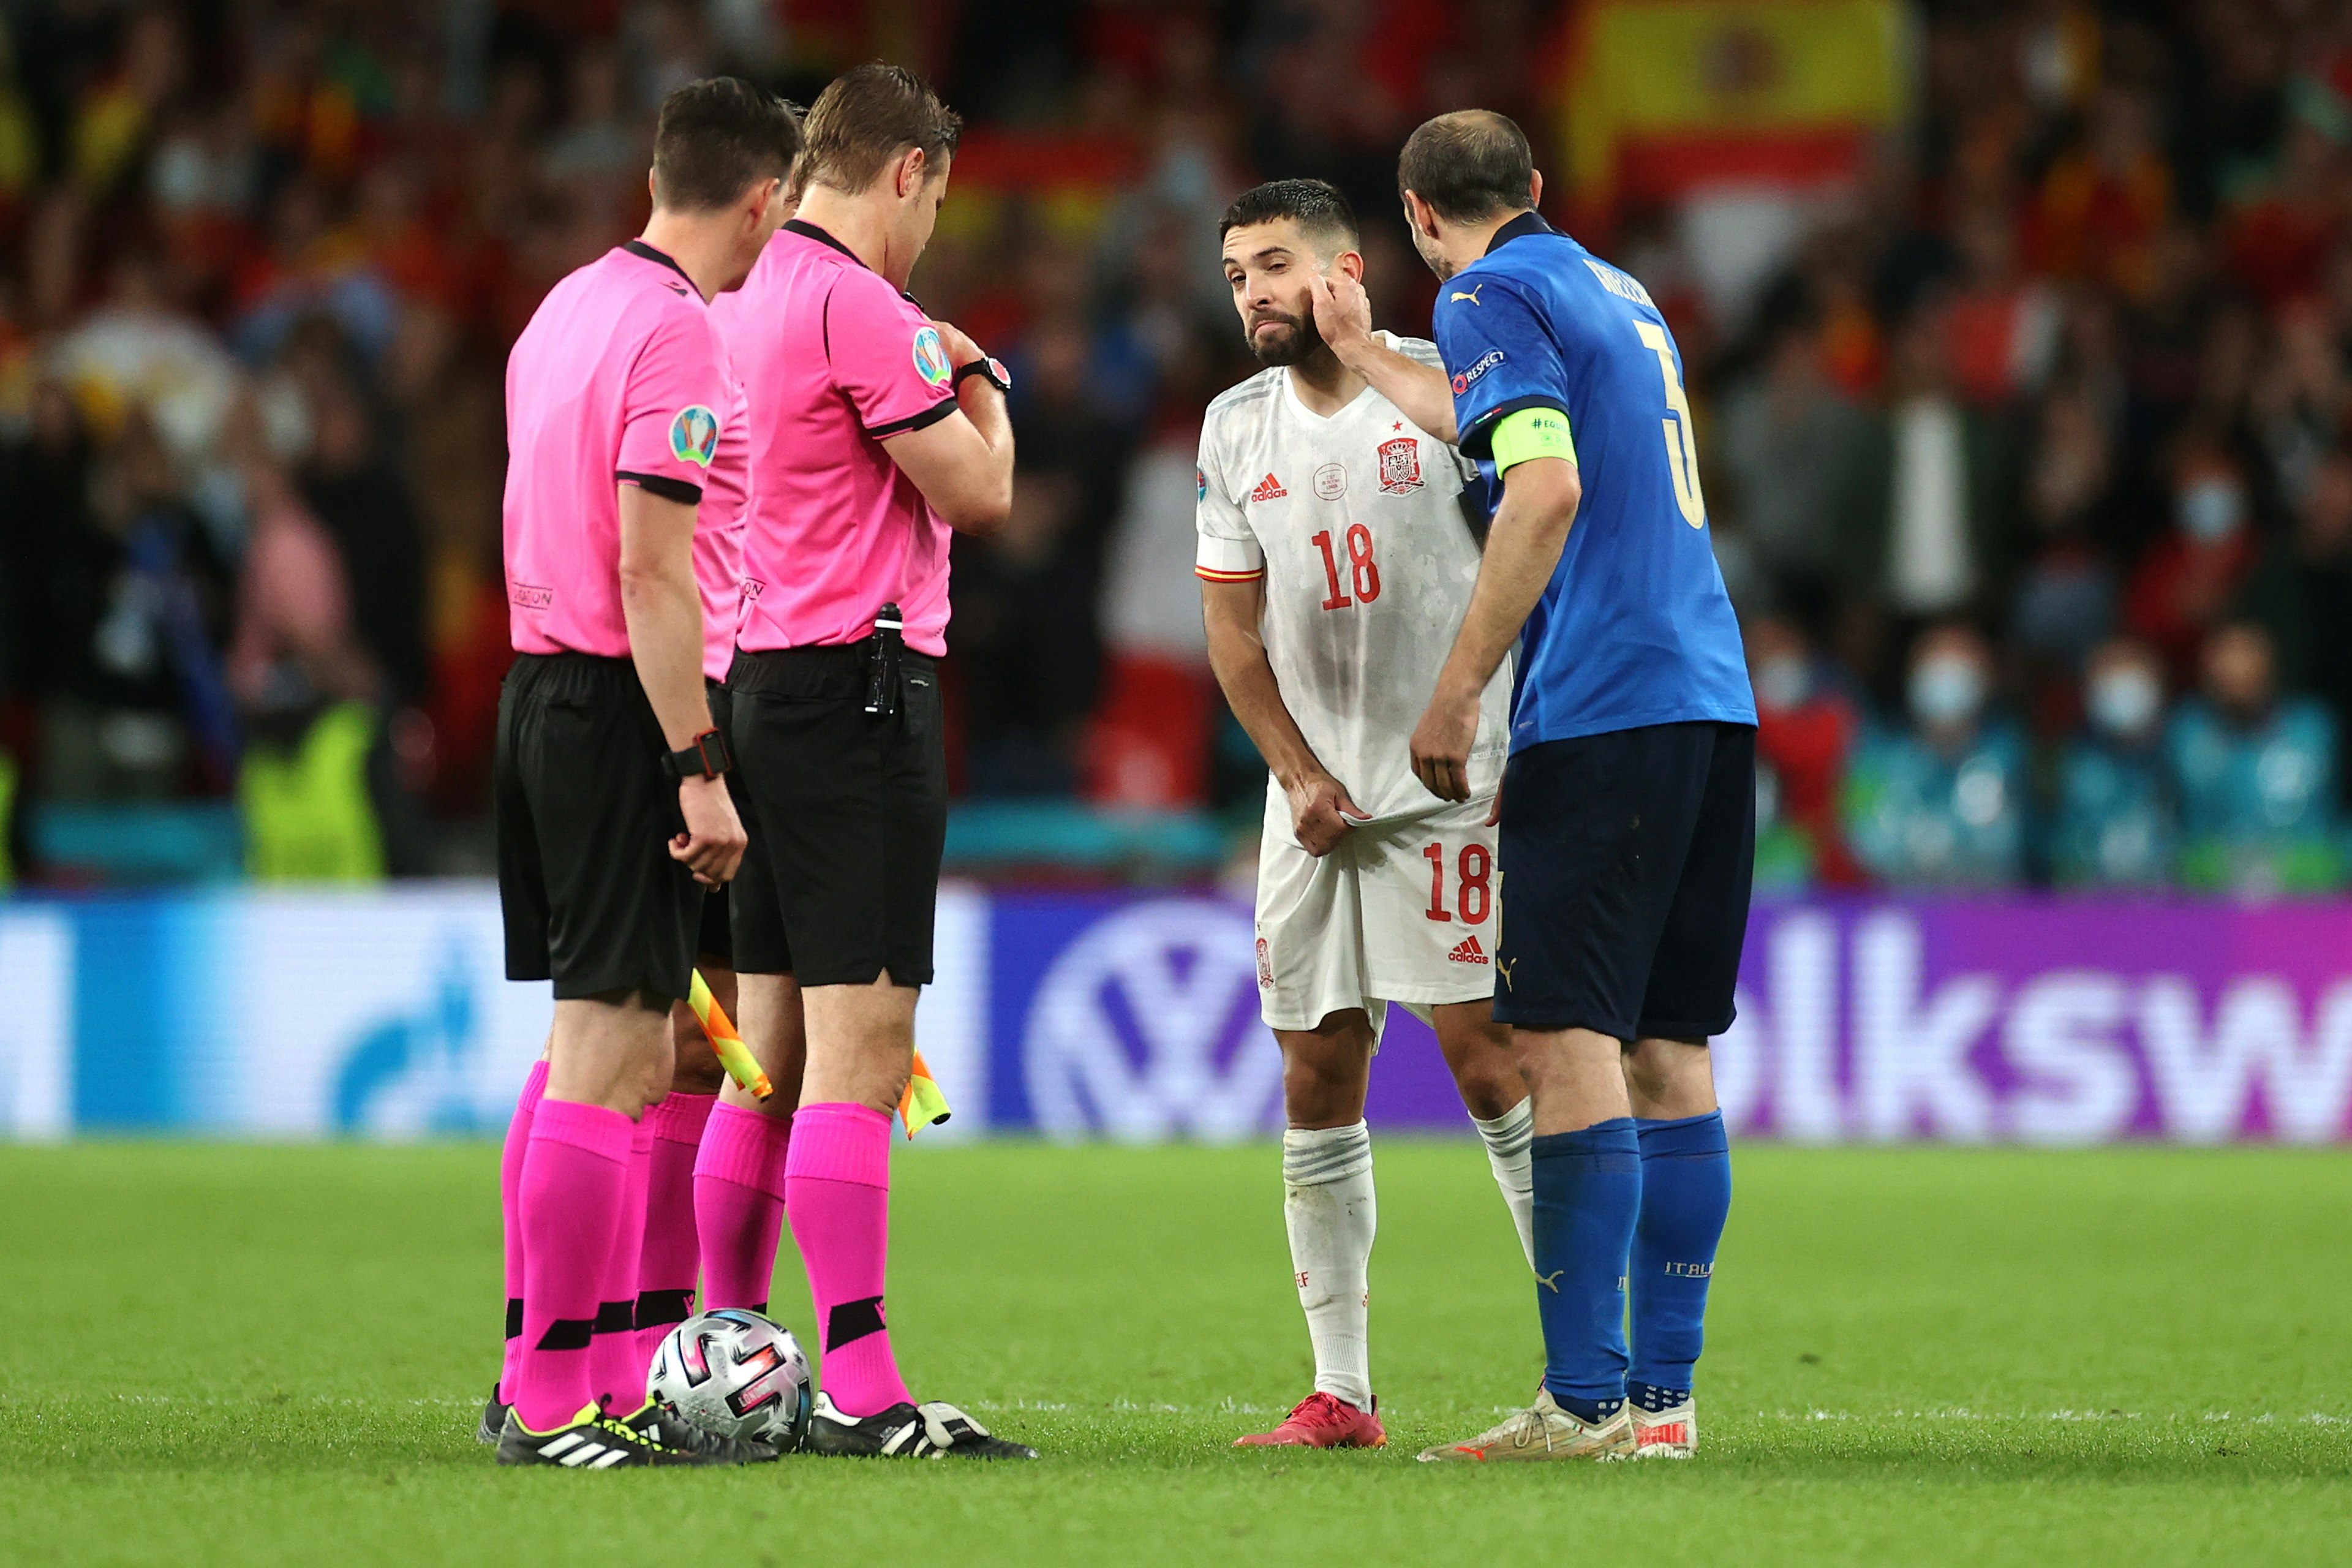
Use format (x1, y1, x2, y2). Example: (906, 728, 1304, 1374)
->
(1559, 0, 1909, 212)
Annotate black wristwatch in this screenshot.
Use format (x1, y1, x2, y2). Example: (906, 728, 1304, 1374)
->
(660, 727, 732, 782)
(954, 355, 1012, 395)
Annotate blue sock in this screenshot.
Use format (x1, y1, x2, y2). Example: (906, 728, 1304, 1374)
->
(1627, 1111, 1730, 1405)
(1530, 1118, 1640, 1421)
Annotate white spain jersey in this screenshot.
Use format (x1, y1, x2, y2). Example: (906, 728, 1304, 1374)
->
(1196, 333, 1512, 824)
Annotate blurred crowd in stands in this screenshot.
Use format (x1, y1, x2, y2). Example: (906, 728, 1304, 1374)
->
(0, 0, 2347, 896)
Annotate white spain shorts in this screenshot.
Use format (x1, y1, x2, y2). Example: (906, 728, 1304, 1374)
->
(1253, 778, 1502, 1036)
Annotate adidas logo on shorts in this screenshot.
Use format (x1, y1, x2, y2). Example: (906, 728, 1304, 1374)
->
(1447, 935, 1490, 965)
(1249, 473, 1288, 502)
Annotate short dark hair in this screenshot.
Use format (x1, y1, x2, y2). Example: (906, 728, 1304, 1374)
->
(652, 77, 801, 212)
(1218, 179, 1360, 254)
(1397, 110, 1535, 225)
(799, 62, 962, 195)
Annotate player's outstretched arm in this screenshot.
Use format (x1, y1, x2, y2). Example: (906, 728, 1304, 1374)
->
(1202, 576, 1368, 856)
(618, 481, 746, 886)
(1311, 271, 1457, 443)
(1409, 455, 1581, 802)
(881, 318, 1014, 535)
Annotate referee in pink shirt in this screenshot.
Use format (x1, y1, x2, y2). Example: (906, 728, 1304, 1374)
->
(493, 78, 793, 1469)
(699, 64, 1028, 1460)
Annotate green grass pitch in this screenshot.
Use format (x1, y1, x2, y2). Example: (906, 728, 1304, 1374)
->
(2, 1141, 2348, 1566)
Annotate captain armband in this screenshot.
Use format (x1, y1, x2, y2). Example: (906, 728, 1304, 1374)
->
(1488, 407, 1577, 474)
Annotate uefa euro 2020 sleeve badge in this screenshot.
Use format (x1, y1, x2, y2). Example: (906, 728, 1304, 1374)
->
(669, 404, 719, 469)
(911, 325, 952, 389)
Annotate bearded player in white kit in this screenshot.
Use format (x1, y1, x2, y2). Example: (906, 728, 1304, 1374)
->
(1200, 179, 1534, 1450)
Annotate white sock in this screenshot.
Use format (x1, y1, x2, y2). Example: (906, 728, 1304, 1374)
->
(1282, 1121, 1375, 1410)
(1472, 1098, 1536, 1268)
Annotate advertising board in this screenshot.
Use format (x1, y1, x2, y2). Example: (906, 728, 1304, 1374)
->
(6, 887, 2346, 1143)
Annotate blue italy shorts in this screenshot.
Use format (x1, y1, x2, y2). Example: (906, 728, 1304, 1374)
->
(1493, 721, 1755, 1041)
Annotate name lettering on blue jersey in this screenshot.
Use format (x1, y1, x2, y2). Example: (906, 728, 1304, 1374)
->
(1581, 257, 1656, 309)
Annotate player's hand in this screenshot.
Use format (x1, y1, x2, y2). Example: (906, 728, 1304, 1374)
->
(1483, 775, 1503, 829)
(1410, 683, 1481, 804)
(1308, 270, 1374, 361)
(930, 318, 984, 371)
(1286, 771, 1371, 858)
(671, 774, 748, 886)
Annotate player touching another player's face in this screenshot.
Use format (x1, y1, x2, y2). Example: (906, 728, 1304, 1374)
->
(1222, 217, 1363, 368)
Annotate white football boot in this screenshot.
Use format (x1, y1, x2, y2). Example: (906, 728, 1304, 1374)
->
(1415, 1388, 1635, 1463)
(1631, 1395, 1698, 1459)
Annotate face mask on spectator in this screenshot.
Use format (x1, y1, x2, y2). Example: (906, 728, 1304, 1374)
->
(1909, 655, 1986, 729)
(1754, 654, 1812, 713)
(2177, 477, 2245, 545)
(2087, 665, 2162, 739)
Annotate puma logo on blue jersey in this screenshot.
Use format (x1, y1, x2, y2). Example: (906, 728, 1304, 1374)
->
(1449, 284, 1485, 305)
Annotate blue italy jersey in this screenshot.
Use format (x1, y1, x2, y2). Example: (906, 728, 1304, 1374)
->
(1434, 213, 1754, 750)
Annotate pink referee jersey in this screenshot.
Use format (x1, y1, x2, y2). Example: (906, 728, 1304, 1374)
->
(503, 240, 742, 675)
(714, 220, 960, 658)
(694, 364, 752, 679)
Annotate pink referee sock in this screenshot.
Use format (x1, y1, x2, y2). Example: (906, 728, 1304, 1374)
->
(588, 1115, 658, 1414)
(496, 1060, 549, 1406)
(514, 1097, 634, 1433)
(785, 1102, 913, 1418)
(636, 1090, 716, 1366)
(694, 1101, 793, 1313)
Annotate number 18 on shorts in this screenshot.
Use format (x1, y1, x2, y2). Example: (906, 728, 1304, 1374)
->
(1253, 785, 1502, 1033)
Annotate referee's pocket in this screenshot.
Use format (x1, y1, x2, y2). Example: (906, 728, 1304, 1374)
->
(900, 665, 940, 739)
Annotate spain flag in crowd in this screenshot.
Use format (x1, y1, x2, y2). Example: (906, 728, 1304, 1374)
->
(1557, 0, 1910, 215)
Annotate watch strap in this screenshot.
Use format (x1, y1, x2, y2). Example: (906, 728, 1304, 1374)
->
(954, 356, 1011, 394)
(661, 728, 731, 782)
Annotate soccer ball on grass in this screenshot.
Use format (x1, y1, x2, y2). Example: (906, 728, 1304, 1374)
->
(647, 1308, 814, 1447)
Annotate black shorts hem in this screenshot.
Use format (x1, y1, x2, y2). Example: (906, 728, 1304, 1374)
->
(788, 959, 934, 990)
(1491, 1004, 1635, 1040)
(549, 961, 694, 1005)
(1632, 1011, 1733, 1044)
(1489, 1004, 1732, 1044)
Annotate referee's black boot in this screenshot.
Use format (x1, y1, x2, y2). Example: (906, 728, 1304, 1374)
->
(798, 1391, 1038, 1460)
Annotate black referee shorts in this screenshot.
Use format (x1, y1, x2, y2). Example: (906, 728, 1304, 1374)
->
(725, 644, 946, 987)
(1493, 720, 1756, 1042)
(693, 679, 737, 968)
(496, 652, 702, 1003)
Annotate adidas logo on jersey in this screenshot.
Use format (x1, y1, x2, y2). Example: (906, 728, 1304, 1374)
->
(1447, 935, 1490, 965)
(1249, 473, 1288, 502)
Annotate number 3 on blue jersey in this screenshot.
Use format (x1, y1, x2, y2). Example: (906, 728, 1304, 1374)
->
(1633, 320, 1706, 528)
